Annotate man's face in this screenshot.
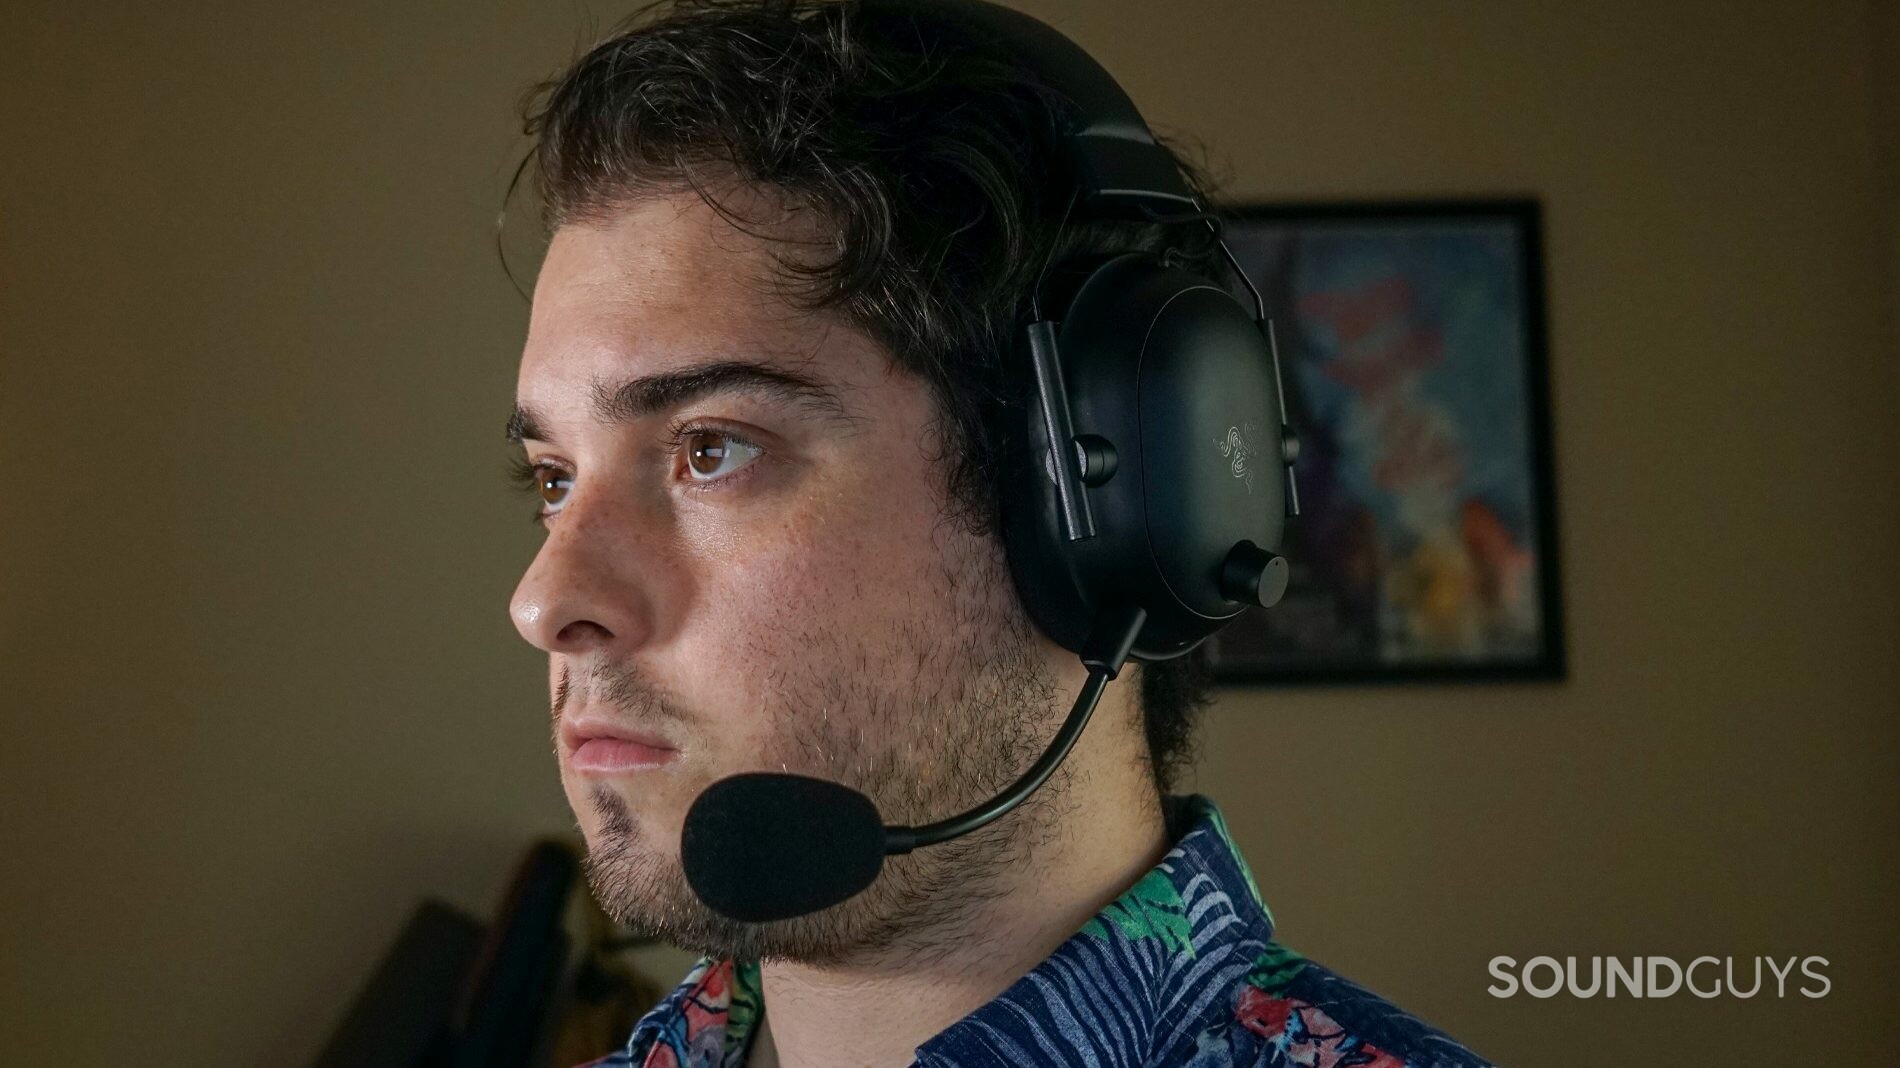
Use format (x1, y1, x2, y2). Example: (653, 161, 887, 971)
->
(507, 191, 1063, 963)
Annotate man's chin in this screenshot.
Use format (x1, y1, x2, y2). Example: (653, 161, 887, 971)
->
(578, 831, 780, 961)
(575, 788, 694, 932)
(575, 785, 892, 965)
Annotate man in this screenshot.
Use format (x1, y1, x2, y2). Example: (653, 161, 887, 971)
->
(504, 2, 1488, 1065)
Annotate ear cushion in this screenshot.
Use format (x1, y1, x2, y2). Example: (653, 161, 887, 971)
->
(1002, 253, 1287, 660)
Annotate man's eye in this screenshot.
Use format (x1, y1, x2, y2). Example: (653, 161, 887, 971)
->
(683, 430, 762, 482)
(535, 469, 573, 508)
(507, 458, 572, 522)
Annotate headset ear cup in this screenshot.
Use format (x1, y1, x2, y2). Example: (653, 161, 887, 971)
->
(1002, 253, 1288, 661)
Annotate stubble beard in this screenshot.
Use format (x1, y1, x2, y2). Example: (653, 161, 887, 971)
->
(571, 537, 1070, 968)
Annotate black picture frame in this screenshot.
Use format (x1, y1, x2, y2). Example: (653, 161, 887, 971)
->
(1203, 199, 1566, 684)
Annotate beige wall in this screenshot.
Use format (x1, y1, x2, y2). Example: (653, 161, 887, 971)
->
(2, 1, 1893, 1064)
(1884, 0, 1900, 399)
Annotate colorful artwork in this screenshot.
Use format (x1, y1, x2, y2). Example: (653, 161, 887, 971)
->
(1205, 201, 1564, 682)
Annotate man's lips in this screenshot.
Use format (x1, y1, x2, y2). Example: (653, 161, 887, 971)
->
(561, 715, 680, 774)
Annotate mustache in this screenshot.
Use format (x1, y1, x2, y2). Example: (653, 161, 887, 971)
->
(552, 660, 695, 728)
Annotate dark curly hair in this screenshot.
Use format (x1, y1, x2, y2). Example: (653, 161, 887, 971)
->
(512, 0, 1218, 793)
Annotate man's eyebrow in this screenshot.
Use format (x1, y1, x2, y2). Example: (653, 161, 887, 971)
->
(505, 359, 857, 445)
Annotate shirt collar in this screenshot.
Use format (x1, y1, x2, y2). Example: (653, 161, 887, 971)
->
(915, 793, 1275, 1066)
(618, 793, 1273, 1067)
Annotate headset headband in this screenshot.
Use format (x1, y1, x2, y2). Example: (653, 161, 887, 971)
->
(859, 0, 1196, 212)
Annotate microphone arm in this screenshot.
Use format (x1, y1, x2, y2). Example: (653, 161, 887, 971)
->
(884, 603, 1147, 854)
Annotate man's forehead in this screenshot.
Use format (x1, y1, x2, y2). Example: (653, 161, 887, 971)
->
(530, 200, 785, 332)
(513, 195, 891, 441)
(522, 198, 843, 380)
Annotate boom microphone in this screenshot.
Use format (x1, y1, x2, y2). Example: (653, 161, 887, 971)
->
(680, 606, 1146, 923)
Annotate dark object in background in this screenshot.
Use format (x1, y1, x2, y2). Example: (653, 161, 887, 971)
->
(447, 840, 578, 1068)
(313, 840, 582, 1068)
(1206, 199, 1566, 684)
(312, 899, 486, 1068)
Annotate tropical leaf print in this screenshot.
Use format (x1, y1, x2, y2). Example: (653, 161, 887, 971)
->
(1245, 942, 1309, 994)
(1205, 804, 1273, 926)
(1080, 869, 1196, 958)
(618, 796, 1491, 1068)
(724, 960, 764, 1061)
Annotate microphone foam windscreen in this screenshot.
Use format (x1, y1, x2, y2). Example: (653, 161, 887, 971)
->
(681, 772, 888, 923)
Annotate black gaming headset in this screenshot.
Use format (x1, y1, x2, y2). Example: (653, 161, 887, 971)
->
(864, 0, 1299, 661)
(681, 0, 1302, 924)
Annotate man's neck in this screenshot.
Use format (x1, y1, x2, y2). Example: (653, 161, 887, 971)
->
(748, 727, 1170, 1068)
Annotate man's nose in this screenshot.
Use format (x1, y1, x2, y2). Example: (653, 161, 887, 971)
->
(508, 497, 663, 656)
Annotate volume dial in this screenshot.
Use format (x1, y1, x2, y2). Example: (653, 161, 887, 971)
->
(1219, 540, 1289, 608)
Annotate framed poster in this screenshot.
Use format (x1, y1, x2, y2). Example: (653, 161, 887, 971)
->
(1203, 199, 1565, 683)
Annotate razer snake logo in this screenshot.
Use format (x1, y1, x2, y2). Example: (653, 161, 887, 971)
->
(1216, 422, 1261, 494)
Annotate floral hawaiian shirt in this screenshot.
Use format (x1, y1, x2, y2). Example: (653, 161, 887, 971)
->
(583, 794, 1492, 1067)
